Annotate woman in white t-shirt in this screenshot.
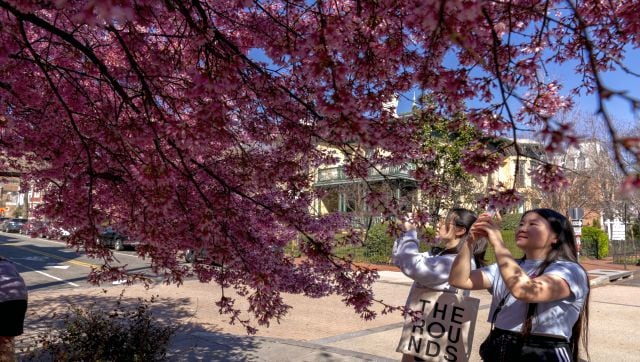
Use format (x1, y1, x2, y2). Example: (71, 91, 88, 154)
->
(393, 208, 488, 362)
(449, 208, 590, 362)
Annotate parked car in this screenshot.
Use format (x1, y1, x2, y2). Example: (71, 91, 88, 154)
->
(97, 226, 138, 251)
(184, 248, 223, 267)
(1, 218, 27, 233)
(46, 226, 71, 240)
(20, 220, 48, 237)
(19, 220, 71, 240)
(184, 249, 212, 263)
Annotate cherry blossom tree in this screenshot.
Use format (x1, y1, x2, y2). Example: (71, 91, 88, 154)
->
(1, 0, 639, 332)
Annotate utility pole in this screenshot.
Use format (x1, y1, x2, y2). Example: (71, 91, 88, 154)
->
(624, 202, 628, 270)
(24, 187, 29, 220)
(569, 207, 583, 258)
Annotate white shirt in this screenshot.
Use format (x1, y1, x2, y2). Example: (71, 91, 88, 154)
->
(480, 259, 588, 340)
(392, 230, 474, 294)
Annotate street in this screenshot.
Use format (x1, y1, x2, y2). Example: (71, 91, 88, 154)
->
(0, 232, 154, 291)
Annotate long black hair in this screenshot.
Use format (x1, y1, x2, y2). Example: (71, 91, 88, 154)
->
(445, 208, 488, 268)
(522, 208, 590, 361)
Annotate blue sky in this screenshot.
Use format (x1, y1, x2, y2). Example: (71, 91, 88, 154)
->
(549, 45, 640, 130)
(396, 52, 640, 136)
(250, 46, 639, 136)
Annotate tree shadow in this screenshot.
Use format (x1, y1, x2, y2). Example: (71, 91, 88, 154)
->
(14, 291, 263, 362)
(168, 332, 272, 362)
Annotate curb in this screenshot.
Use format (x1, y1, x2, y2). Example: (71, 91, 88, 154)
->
(380, 268, 640, 289)
(589, 269, 639, 288)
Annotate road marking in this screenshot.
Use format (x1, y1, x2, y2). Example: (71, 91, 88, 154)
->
(33, 270, 80, 287)
(49, 265, 71, 270)
(11, 260, 80, 287)
(18, 256, 49, 262)
(4, 244, 99, 269)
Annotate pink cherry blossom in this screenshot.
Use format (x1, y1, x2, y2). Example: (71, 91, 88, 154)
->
(530, 163, 571, 192)
(0, 0, 638, 332)
(477, 183, 523, 211)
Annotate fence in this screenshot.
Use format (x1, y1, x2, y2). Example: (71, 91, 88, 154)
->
(287, 229, 640, 267)
(351, 216, 386, 229)
(610, 239, 640, 265)
(286, 229, 522, 266)
(581, 239, 601, 259)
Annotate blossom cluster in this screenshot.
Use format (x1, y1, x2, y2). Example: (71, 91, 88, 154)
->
(0, 0, 638, 331)
(476, 183, 523, 211)
(461, 142, 505, 175)
(529, 164, 571, 193)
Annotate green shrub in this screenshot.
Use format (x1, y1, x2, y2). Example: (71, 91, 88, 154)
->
(24, 296, 176, 362)
(417, 226, 436, 253)
(359, 222, 437, 263)
(629, 222, 639, 240)
(500, 213, 523, 231)
(485, 230, 523, 264)
(362, 222, 395, 263)
(581, 226, 609, 259)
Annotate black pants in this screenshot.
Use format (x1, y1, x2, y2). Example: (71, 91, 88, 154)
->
(479, 328, 573, 362)
(0, 299, 27, 336)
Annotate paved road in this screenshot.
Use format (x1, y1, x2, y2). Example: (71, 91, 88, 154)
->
(0, 232, 154, 291)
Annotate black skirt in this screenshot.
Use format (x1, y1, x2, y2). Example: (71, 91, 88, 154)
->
(479, 328, 573, 362)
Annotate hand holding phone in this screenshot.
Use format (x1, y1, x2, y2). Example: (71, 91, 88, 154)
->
(485, 208, 501, 225)
(401, 213, 416, 232)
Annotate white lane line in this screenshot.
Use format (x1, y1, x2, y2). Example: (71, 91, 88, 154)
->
(33, 270, 80, 287)
(11, 260, 80, 287)
(49, 265, 71, 270)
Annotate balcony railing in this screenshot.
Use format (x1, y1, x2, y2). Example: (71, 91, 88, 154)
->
(315, 164, 416, 186)
(351, 215, 386, 228)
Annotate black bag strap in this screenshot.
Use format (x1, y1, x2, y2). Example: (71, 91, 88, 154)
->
(490, 291, 509, 330)
(522, 261, 549, 336)
(522, 303, 537, 337)
(491, 260, 548, 336)
(489, 259, 529, 331)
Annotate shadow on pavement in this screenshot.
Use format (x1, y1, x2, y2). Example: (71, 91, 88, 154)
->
(169, 332, 265, 362)
(14, 290, 262, 361)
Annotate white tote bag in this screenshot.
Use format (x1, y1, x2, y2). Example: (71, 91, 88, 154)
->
(396, 285, 480, 362)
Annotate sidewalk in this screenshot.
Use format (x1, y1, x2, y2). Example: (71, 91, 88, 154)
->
(579, 256, 639, 286)
(17, 257, 640, 362)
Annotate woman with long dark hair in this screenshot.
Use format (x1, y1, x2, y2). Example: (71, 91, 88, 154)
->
(449, 208, 590, 361)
